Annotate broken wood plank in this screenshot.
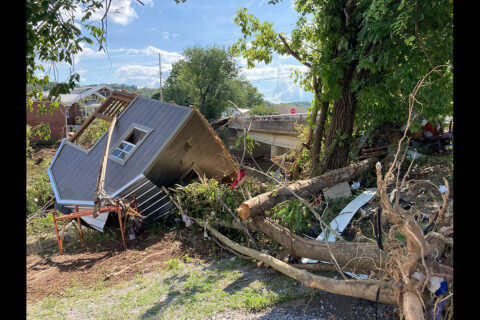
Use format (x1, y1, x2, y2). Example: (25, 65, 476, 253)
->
(236, 157, 376, 221)
(93, 115, 117, 217)
(93, 112, 113, 122)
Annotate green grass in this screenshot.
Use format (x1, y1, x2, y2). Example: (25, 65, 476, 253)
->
(27, 257, 311, 320)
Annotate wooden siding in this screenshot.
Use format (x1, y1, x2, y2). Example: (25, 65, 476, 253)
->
(145, 109, 237, 187)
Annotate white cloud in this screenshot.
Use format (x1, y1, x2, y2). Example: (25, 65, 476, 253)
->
(241, 64, 308, 81)
(87, 0, 150, 26)
(115, 65, 158, 81)
(159, 32, 180, 40)
(73, 44, 106, 64)
(107, 46, 184, 63)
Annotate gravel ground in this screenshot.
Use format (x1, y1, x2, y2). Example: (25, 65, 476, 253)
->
(208, 294, 398, 320)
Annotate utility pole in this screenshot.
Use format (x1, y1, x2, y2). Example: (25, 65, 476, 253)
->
(158, 52, 163, 102)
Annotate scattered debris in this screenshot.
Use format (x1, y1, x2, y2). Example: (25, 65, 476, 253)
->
(351, 181, 361, 189)
(301, 188, 377, 264)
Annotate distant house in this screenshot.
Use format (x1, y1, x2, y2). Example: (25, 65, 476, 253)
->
(27, 85, 113, 141)
(48, 90, 237, 231)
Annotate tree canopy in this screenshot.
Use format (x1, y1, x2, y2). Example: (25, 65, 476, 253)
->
(231, 0, 452, 170)
(26, 0, 109, 108)
(161, 46, 264, 120)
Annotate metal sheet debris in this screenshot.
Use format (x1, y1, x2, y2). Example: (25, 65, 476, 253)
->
(81, 212, 109, 232)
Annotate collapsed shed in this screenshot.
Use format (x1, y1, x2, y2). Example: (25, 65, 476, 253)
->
(48, 90, 237, 232)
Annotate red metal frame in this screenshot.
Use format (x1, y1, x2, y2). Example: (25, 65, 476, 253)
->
(51, 198, 142, 253)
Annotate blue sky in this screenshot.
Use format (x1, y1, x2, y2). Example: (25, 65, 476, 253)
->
(44, 0, 313, 103)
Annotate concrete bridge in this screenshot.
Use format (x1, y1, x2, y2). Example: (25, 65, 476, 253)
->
(227, 113, 308, 157)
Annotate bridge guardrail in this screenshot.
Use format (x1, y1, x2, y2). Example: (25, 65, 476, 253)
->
(234, 113, 309, 122)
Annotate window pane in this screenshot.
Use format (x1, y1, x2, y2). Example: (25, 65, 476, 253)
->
(112, 149, 126, 160)
(122, 142, 134, 153)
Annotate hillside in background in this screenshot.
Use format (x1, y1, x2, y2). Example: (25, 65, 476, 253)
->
(40, 82, 312, 111)
(265, 100, 311, 108)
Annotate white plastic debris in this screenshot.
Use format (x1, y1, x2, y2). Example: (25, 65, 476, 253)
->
(428, 277, 448, 296)
(128, 226, 136, 240)
(182, 212, 192, 228)
(344, 271, 369, 280)
(439, 185, 447, 194)
(412, 271, 425, 281)
(406, 149, 423, 160)
(351, 181, 361, 189)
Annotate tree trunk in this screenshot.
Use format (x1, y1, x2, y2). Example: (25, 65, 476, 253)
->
(236, 157, 375, 220)
(402, 291, 425, 320)
(215, 216, 386, 273)
(250, 215, 386, 272)
(309, 100, 330, 177)
(323, 65, 357, 170)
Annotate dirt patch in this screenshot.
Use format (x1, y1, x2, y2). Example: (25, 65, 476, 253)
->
(31, 143, 59, 163)
(27, 228, 214, 303)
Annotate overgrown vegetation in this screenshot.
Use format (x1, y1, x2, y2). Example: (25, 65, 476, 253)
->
(26, 155, 54, 216)
(75, 118, 111, 148)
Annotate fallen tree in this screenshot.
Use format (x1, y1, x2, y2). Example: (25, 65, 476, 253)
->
(216, 215, 386, 273)
(236, 157, 376, 220)
(205, 222, 396, 304)
(170, 68, 452, 317)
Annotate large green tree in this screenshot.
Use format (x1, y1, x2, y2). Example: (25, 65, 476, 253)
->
(162, 46, 264, 120)
(231, 0, 452, 172)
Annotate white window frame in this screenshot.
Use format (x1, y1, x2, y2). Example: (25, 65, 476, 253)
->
(109, 123, 153, 166)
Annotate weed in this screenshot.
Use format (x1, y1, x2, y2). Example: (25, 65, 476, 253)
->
(166, 258, 181, 271)
(182, 253, 192, 263)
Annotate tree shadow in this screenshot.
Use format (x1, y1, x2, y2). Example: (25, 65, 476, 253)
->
(28, 253, 112, 272)
(139, 289, 182, 320)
